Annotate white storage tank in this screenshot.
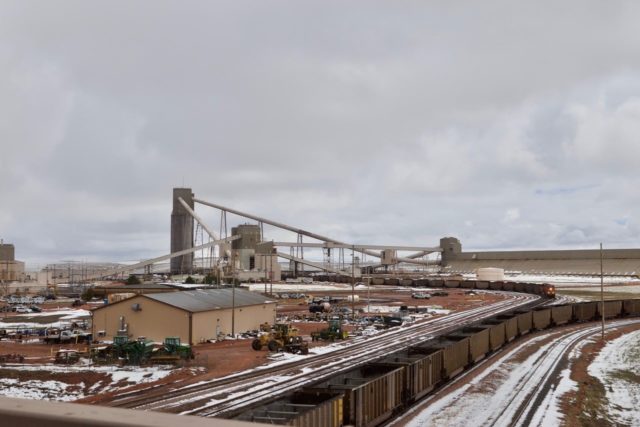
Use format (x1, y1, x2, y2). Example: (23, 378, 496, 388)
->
(476, 267, 505, 281)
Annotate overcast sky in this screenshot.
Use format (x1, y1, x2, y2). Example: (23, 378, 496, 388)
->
(2, 2, 640, 267)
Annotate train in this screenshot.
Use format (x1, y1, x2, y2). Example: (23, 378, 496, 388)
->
(234, 282, 640, 427)
(311, 275, 557, 299)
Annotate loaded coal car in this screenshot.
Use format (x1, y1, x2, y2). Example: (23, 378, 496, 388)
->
(623, 299, 640, 317)
(384, 277, 400, 286)
(502, 281, 515, 291)
(532, 307, 552, 330)
(573, 301, 597, 322)
(461, 280, 476, 289)
(479, 319, 507, 351)
(372, 348, 443, 403)
(307, 364, 404, 427)
(444, 279, 461, 289)
(475, 280, 489, 290)
(411, 335, 468, 380)
(514, 310, 533, 336)
(597, 300, 623, 319)
(550, 304, 573, 326)
(495, 313, 518, 342)
(489, 281, 504, 291)
(512, 282, 527, 293)
(233, 391, 343, 427)
(445, 326, 490, 364)
(428, 278, 444, 288)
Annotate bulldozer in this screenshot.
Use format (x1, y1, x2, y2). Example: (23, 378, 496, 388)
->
(311, 319, 349, 342)
(251, 323, 309, 355)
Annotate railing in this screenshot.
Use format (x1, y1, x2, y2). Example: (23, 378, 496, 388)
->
(0, 396, 261, 427)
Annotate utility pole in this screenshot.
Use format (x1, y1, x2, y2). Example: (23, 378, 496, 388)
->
(600, 243, 605, 340)
(351, 246, 355, 321)
(231, 272, 236, 338)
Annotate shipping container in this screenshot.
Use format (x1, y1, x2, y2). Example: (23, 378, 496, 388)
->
(314, 364, 404, 427)
(623, 299, 640, 316)
(573, 302, 597, 322)
(597, 300, 623, 319)
(496, 314, 518, 342)
(475, 281, 489, 290)
(234, 391, 344, 427)
(532, 308, 551, 330)
(515, 311, 533, 335)
(481, 320, 506, 350)
(550, 305, 573, 325)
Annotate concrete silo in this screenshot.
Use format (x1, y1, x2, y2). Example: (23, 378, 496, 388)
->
(170, 188, 194, 274)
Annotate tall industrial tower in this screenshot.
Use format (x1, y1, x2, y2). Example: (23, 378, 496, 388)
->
(170, 188, 194, 274)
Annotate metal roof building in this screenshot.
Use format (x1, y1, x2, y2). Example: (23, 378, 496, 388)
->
(92, 288, 276, 345)
(147, 288, 273, 312)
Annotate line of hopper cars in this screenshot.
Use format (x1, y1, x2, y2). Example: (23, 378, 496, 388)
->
(313, 276, 557, 299)
(235, 295, 640, 427)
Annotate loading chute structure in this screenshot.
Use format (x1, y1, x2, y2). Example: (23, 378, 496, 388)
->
(169, 188, 442, 279)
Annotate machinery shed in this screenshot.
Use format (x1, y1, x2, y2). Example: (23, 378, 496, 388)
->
(92, 288, 276, 345)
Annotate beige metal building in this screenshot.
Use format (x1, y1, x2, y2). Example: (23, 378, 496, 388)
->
(91, 288, 276, 345)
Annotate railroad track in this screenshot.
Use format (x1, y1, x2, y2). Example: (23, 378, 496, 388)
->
(110, 292, 541, 418)
(486, 319, 640, 427)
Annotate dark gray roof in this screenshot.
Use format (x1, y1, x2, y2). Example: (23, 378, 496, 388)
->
(144, 288, 275, 312)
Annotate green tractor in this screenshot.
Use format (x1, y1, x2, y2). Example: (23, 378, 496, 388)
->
(311, 319, 349, 342)
(150, 337, 194, 363)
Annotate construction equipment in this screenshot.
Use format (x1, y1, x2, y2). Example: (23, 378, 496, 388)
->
(251, 323, 309, 355)
(54, 350, 80, 364)
(149, 337, 194, 363)
(311, 319, 349, 342)
(0, 353, 25, 363)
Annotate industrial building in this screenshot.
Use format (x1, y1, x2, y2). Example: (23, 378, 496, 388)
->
(440, 237, 640, 275)
(91, 288, 276, 345)
(0, 241, 25, 283)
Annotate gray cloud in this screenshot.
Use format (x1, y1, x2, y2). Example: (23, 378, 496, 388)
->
(2, 1, 640, 267)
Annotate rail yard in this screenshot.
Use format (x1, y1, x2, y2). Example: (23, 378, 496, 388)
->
(3, 190, 640, 426)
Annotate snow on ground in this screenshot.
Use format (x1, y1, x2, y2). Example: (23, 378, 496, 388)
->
(401, 327, 607, 427)
(403, 334, 554, 427)
(0, 362, 181, 401)
(588, 329, 640, 426)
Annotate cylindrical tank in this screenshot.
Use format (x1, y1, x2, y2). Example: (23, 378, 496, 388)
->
(476, 268, 505, 281)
